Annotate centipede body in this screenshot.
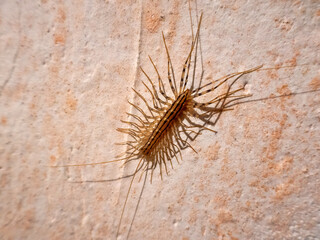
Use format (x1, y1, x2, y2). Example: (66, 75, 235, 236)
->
(116, 13, 260, 185)
(114, 10, 264, 239)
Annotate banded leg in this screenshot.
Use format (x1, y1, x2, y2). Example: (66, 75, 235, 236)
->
(127, 100, 154, 122)
(131, 88, 158, 116)
(162, 32, 178, 97)
(141, 80, 161, 109)
(126, 112, 148, 126)
(148, 56, 172, 101)
(140, 66, 169, 105)
(192, 65, 263, 97)
(120, 120, 145, 131)
(190, 13, 203, 93)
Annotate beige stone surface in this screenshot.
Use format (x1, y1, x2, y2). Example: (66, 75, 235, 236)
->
(1, 0, 319, 240)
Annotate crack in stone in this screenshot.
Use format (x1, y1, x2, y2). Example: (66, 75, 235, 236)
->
(0, 2, 21, 97)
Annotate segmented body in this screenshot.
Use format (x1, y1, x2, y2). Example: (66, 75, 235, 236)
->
(112, 12, 265, 238)
(141, 89, 191, 156)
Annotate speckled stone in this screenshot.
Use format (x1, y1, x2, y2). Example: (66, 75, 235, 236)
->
(0, 1, 319, 240)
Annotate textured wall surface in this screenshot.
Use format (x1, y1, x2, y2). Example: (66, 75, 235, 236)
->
(1, 0, 319, 240)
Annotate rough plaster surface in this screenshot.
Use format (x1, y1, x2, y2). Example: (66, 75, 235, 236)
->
(0, 0, 320, 240)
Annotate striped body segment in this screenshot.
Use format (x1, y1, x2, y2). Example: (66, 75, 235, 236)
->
(141, 90, 191, 156)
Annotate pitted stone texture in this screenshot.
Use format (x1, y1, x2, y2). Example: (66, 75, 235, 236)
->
(0, 0, 319, 239)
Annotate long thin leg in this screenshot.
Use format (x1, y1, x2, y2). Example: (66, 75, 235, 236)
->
(190, 13, 203, 93)
(193, 87, 245, 108)
(172, 143, 182, 164)
(179, 123, 198, 140)
(148, 56, 172, 100)
(126, 112, 148, 126)
(194, 2, 205, 94)
(162, 32, 178, 97)
(168, 143, 180, 166)
(171, 127, 186, 150)
(119, 130, 140, 141)
(159, 147, 169, 175)
(179, 12, 202, 93)
(116, 158, 143, 238)
(180, 52, 192, 94)
(117, 127, 141, 136)
(69, 163, 145, 184)
(127, 100, 154, 121)
(192, 65, 263, 97)
(49, 158, 129, 168)
(163, 133, 177, 167)
(141, 80, 161, 109)
(131, 87, 158, 116)
(127, 168, 148, 240)
(163, 146, 173, 170)
(120, 120, 144, 131)
(223, 94, 252, 107)
(140, 66, 170, 104)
